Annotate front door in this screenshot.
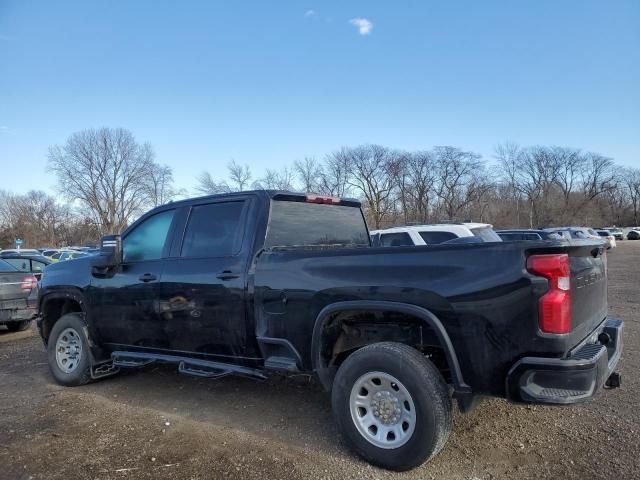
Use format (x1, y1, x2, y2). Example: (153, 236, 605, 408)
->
(89, 208, 176, 349)
(159, 199, 255, 360)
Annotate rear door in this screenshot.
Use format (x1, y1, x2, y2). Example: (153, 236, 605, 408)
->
(159, 197, 257, 359)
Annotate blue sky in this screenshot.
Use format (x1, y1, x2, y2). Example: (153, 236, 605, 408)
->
(1, 0, 639, 195)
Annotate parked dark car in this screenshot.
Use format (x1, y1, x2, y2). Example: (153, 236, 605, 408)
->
(0, 258, 38, 332)
(36, 191, 623, 470)
(496, 229, 563, 241)
(0, 254, 51, 280)
(627, 229, 640, 240)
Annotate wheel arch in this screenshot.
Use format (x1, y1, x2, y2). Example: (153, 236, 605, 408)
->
(311, 300, 471, 397)
(39, 290, 86, 343)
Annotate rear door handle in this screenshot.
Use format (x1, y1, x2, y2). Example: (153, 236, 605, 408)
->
(216, 270, 239, 281)
(139, 273, 157, 283)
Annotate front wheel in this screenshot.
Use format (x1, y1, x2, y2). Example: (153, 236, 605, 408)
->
(331, 342, 452, 471)
(47, 313, 93, 386)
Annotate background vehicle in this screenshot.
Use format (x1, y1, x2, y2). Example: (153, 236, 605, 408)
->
(0, 258, 38, 332)
(42, 249, 60, 259)
(50, 250, 88, 262)
(596, 230, 616, 249)
(370, 222, 501, 247)
(497, 229, 564, 241)
(0, 254, 51, 279)
(0, 249, 42, 257)
(604, 227, 624, 241)
(627, 229, 640, 240)
(544, 227, 602, 241)
(37, 191, 623, 471)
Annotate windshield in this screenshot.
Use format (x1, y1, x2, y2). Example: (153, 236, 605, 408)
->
(265, 201, 370, 248)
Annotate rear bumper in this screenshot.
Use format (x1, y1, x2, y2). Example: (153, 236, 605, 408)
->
(506, 318, 623, 404)
(0, 298, 37, 323)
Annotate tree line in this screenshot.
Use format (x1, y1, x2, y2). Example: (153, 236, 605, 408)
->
(1, 127, 639, 248)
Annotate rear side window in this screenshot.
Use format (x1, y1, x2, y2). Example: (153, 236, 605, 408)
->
(123, 209, 175, 262)
(265, 201, 369, 248)
(3, 258, 29, 271)
(0, 259, 18, 272)
(419, 231, 457, 244)
(498, 233, 520, 241)
(181, 201, 245, 257)
(470, 227, 501, 242)
(380, 232, 414, 247)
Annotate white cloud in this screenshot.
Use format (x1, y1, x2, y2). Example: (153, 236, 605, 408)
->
(349, 17, 373, 35)
(304, 10, 316, 18)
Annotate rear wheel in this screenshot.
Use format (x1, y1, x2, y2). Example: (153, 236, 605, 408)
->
(6, 320, 31, 332)
(331, 342, 452, 471)
(47, 313, 92, 386)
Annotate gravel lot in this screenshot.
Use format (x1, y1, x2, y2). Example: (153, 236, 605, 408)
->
(0, 242, 638, 480)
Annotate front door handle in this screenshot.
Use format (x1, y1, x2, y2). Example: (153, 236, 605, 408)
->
(139, 273, 157, 283)
(216, 270, 239, 281)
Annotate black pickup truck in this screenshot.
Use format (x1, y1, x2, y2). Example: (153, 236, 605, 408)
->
(37, 191, 623, 470)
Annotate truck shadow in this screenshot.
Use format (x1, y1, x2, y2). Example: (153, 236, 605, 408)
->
(84, 364, 343, 453)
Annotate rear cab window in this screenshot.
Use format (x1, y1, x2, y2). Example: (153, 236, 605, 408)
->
(265, 200, 370, 248)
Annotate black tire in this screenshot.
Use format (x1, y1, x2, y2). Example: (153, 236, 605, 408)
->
(331, 342, 452, 471)
(47, 313, 92, 386)
(6, 320, 31, 332)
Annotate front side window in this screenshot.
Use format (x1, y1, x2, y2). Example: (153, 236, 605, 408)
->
(380, 232, 414, 247)
(123, 209, 175, 262)
(181, 201, 245, 258)
(31, 260, 47, 272)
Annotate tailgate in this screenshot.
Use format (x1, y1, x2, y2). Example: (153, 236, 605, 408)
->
(527, 240, 608, 347)
(569, 243, 608, 342)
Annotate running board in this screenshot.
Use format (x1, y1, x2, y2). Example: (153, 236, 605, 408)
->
(110, 351, 267, 381)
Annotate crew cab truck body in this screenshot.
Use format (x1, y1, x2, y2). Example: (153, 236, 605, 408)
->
(37, 190, 623, 471)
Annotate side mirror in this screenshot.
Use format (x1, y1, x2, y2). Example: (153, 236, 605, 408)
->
(91, 234, 122, 276)
(100, 234, 122, 263)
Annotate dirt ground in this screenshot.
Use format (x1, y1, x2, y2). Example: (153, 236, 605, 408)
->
(1, 242, 638, 480)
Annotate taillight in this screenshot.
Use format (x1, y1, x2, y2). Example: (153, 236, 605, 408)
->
(21, 275, 38, 290)
(526, 254, 571, 334)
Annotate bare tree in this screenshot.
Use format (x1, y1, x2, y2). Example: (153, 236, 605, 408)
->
(254, 167, 295, 191)
(433, 146, 487, 220)
(395, 151, 436, 224)
(294, 157, 322, 193)
(227, 160, 252, 191)
(48, 128, 163, 234)
(317, 150, 352, 197)
(148, 164, 183, 207)
(622, 167, 640, 225)
(344, 145, 400, 229)
(194, 171, 231, 195)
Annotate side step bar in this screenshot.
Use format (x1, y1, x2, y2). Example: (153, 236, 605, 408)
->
(111, 351, 267, 381)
